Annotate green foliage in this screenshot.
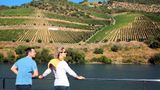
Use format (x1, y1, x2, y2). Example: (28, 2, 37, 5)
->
(66, 48, 86, 64)
(49, 21, 92, 30)
(148, 53, 160, 64)
(25, 39, 30, 42)
(50, 41, 53, 43)
(0, 53, 4, 63)
(49, 30, 94, 43)
(149, 41, 160, 48)
(38, 39, 42, 43)
(88, 13, 141, 42)
(94, 48, 104, 54)
(91, 56, 112, 64)
(146, 35, 160, 49)
(5, 52, 16, 63)
(111, 7, 128, 13)
(0, 18, 28, 25)
(122, 59, 132, 63)
(111, 45, 119, 52)
(0, 30, 25, 41)
(0, 6, 9, 10)
(36, 49, 53, 63)
(144, 13, 160, 22)
(0, 7, 34, 16)
(15, 45, 30, 58)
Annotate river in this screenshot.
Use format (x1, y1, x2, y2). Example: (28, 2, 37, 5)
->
(0, 64, 160, 90)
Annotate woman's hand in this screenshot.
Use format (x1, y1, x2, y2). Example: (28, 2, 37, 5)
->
(38, 75, 44, 79)
(76, 76, 85, 80)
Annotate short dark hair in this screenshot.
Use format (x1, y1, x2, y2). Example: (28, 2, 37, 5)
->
(25, 47, 33, 55)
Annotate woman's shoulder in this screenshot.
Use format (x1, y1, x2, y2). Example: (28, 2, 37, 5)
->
(60, 60, 68, 65)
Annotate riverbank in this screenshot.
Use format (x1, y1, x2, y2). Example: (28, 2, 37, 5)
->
(0, 41, 160, 64)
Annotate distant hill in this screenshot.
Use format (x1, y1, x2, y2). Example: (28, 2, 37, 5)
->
(109, 0, 160, 5)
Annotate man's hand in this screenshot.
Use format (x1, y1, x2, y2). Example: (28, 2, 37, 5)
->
(10, 66, 18, 75)
(32, 70, 38, 78)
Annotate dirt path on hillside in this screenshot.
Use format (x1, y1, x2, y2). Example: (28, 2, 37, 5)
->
(0, 16, 88, 26)
(0, 25, 92, 32)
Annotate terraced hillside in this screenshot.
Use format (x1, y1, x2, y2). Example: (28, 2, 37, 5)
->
(0, 5, 109, 43)
(87, 12, 160, 43)
(0, 0, 160, 44)
(102, 16, 160, 42)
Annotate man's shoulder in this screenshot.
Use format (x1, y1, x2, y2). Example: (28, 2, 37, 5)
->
(16, 57, 26, 62)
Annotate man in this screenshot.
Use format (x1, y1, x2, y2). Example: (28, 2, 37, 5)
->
(39, 48, 85, 90)
(11, 48, 39, 90)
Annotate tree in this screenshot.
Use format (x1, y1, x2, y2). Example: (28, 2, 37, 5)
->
(6, 51, 16, 63)
(36, 48, 53, 63)
(0, 53, 4, 63)
(111, 45, 119, 52)
(66, 48, 86, 64)
(148, 53, 160, 64)
(15, 45, 30, 59)
(91, 56, 112, 64)
(94, 48, 104, 54)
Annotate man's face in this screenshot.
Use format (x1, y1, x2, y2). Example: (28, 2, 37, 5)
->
(29, 49, 36, 58)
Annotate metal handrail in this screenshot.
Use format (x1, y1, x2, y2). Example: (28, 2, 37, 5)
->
(1, 77, 160, 90)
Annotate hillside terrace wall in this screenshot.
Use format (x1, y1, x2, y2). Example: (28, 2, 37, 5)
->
(111, 1, 160, 13)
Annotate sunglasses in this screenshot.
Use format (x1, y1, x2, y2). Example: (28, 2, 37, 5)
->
(60, 51, 68, 54)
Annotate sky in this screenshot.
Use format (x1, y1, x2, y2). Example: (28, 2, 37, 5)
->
(0, 0, 107, 6)
(0, 0, 32, 6)
(68, 0, 84, 3)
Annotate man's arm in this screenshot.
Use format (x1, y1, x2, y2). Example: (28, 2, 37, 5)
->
(10, 66, 18, 75)
(32, 69, 39, 77)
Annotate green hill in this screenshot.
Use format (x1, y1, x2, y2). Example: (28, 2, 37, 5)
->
(0, 0, 160, 43)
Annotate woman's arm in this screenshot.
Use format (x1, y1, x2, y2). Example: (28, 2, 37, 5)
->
(63, 61, 85, 80)
(39, 68, 51, 79)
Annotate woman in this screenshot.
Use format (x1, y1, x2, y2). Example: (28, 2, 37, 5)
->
(39, 48, 85, 90)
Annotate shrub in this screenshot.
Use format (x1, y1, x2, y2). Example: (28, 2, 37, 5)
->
(66, 48, 86, 64)
(146, 35, 160, 49)
(5, 52, 16, 63)
(12, 39, 16, 42)
(127, 38, 132, 42)
(36, 48, 53, 63)
(149, 40, 160, 48)
(91, 56, 112, 64)
(25, 39, 30, 42)
(148, 53, 160, 64)
(103, 39, 108, 43)
(0, 53, 4, 63)
(38, 39, 42, 43)
(50, 41, 53, 43)
(122, 59, 132, 64)
(83, 48, 88, 52)
(117, 39, 121, 42)
(15, 45, 30, 59)
(111, 45, 119, 52)
(94, 48, 104, 54)
(139, 38, 145, 42)
(15, 45, 29, 55)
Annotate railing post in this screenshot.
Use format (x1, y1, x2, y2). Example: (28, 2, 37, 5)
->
(3, 78, 5, 90)
(143, 81, 146, 90)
